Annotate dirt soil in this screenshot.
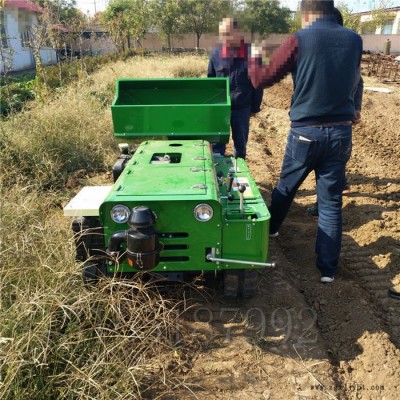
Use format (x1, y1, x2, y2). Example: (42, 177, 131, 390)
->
(168, 77, 400, 400)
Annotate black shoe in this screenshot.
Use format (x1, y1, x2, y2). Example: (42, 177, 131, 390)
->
(388, 285, 400, 300)
(307, 205, 319, 217)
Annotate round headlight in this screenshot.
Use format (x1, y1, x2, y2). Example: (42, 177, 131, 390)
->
(110, 205, 130, 224)
(193, 204, 213, 222)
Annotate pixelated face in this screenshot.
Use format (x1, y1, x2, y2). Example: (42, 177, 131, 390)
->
(300, 0, 334, 27)
(219, 18, 242, 47)
(301, 11, 311, 28)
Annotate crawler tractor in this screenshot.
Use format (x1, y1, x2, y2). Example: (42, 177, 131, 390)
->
(64, 78, 275, 298)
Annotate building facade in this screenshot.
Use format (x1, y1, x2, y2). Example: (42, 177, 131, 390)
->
(0, 0, 57, 73)
(356, 6, 400, 35)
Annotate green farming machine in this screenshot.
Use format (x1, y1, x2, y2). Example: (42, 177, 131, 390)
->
(64, 78, 275, 299)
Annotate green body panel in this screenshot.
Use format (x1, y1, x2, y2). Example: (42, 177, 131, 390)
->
(111, 78, 231, 143)
(99, 140, 270, 273)
(216, 157, 270, 265)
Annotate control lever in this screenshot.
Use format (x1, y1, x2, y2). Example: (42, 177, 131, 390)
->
(216, 171, 224, 186)
(226, 173, 234, 201)
(238, 184, 246, 213)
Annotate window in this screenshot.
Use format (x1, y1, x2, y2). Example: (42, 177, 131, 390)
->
(18, 10, 33, 48)
(382, 19, 394, 34)
(20, 25, 32, 48)
(0, 10, 8, 48)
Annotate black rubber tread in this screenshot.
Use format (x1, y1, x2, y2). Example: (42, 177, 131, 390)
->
(82, 260, 107, 287)
(72, 216, 106, 262)
(223, 269, 258, 299)
(241, 269, 258, 299)
(223, 270, 239, 299)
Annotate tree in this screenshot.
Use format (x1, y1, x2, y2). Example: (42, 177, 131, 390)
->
(128, 0, 152, 48)
(33, 0, 85, 25)
(287, 1, 301, 34)
(151, 0, 184, 49)
(361, 1, 392, 34)
(102, 0, 152, 53)
(102, 0, 132, 52)
(337, 0, 394, 34)
(336, 3, 361, 32)
(179, 0, 231, 48)
(242, 0, 291, 39)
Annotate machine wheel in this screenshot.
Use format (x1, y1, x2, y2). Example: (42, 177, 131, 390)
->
(72, 216, 106, 262)
(223, 269, 258, 299)
(82, 260, 107, 287)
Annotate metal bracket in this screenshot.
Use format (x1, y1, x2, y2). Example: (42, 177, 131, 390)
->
(206, 254, 275, 268)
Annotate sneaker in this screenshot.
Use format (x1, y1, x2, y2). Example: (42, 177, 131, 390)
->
(342, 184, 351, 195)
(321, 276, 334, 284)
(388, 285, 400, 300)
(269, 231, 279, 238)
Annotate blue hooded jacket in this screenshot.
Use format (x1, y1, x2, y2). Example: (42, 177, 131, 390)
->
(208, 43, 263, 113)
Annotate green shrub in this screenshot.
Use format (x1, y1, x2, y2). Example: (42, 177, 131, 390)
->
(172, 64, 205, 78)
(0, 76, 36, 116)
(0, 87, 116, 190)
(172, 56, 208, 78)
(0, 56, 211, 399)
(0, 187, 192, 400)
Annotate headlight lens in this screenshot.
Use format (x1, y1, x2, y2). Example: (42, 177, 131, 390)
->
(110, 205, 130, 224)
(193, 204, 213, 222)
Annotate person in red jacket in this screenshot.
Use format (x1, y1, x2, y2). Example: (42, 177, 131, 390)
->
(208, 17, 263, 159)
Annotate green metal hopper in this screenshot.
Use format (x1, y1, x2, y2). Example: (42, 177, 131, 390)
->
(111, 78, 231, 143)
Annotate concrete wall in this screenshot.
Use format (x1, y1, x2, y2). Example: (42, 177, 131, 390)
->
(361, 34, 400, 54)
(140, 32, 288, 53)
(141, 32, 222, 51)
(141, 31, 400, 56)
(259, 34, 400, 54)
(70, 34, 116, 56)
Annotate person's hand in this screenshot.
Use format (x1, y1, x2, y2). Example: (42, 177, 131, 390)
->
(250, 43, 262, 58)
(353, 111, 361, 125)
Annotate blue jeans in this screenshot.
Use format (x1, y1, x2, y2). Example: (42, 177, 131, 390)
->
(213, 107, 251, 159)
(269, 125, 352, 278)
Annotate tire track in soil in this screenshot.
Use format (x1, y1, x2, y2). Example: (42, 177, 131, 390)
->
(245, 79, 400, 400)
(171, 79, 399, 400)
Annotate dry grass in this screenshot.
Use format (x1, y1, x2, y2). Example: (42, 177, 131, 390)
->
(0, 55, 208, 399)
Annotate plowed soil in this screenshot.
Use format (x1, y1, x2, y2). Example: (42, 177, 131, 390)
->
(170, 76, 400, 400)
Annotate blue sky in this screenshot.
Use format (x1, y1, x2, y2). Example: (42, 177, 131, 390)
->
(76, 0, 398, 18)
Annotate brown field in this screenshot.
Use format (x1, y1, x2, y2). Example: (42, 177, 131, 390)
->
(176, 75, 400, 400)
(1, 56, 399, 399)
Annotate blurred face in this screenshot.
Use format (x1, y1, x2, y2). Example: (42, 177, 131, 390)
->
(219, 18, 242, 47)
(301, 10, 321, 28)
(301, 11, 311, 28)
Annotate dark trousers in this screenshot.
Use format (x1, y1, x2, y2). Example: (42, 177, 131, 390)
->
(269, 125, 352, 278)
(213, 107, 251, 159)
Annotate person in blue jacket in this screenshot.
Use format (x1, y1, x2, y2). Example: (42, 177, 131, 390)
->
(306, 6, 364, 218)
(208, 17, 263, 159)
(249, 0, 363, 283)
